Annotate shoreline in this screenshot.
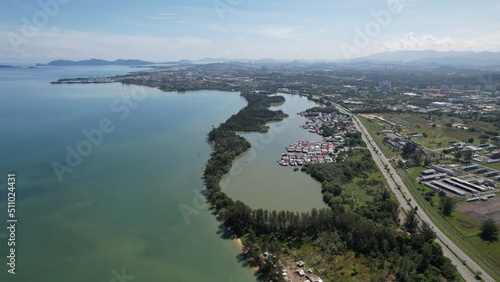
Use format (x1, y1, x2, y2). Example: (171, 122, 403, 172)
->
(233, 238, 260, 273)
(233, 238, 244, 251)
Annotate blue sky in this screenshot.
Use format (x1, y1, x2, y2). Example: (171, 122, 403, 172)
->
(1, 0, 499, 63)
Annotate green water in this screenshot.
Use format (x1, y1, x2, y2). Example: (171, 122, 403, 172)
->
(224, 94, 326, 212)
(0, 67, 256, 281)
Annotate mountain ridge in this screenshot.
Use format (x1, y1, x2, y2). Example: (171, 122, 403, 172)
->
(352, 50, 500, 66)
(36, 50, 500, 67)
(39, 58, 155, 66)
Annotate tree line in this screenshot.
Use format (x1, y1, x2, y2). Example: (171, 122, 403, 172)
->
(202, 94, 457, 281)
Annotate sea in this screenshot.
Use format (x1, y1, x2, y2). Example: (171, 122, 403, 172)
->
(0, 65, 323, 282)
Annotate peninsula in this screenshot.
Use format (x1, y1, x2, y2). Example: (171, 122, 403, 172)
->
(53, 60, 499, 281)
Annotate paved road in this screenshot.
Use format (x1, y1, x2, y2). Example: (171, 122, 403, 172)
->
(334, 104, 494, 282)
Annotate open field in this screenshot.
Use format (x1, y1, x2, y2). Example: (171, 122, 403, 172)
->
(358, 116, 500, 280)
(447, 207, 500, 275)
(456, 197, 500, 223)
(357, 116, 397, 159)
(360, 113, 499, 151)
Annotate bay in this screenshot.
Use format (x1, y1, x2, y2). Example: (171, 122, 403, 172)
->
(0, 66, 255, 282)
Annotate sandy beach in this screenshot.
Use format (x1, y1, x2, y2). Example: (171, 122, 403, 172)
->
(234, 238, 244, 251)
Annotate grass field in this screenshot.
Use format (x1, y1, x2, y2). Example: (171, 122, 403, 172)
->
(357, 116, 397, 159)
(359, 112, 498, 151)
(446, 211, 482, 238)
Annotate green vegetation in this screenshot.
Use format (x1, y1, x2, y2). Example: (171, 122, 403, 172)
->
(203, 96, 457, 281)
(303, 105, 339, 114)
(58, 59, 500, 280)
(446, 210, 482, 238)
(359, 115, 500, 280)
(480, 219, 499, 242)
(360, 113, 499, 151)
(220, 93, 288, 132)
(438, 191, 455, 217)
(67, 59, 500, 280)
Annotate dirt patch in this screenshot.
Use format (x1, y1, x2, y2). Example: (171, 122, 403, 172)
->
(456, 197, 500, 223)
(282, 256, 310, 282)
(390, 117, 410, 125)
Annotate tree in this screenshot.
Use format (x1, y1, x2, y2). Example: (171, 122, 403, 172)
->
(405, 208, 418, 233)
(453, 150, 462, 163)
(419, 221, 436, 242)
(462, 150, 473, 164)
(480, 218, 498, 242)
(439, 195, 455, 216)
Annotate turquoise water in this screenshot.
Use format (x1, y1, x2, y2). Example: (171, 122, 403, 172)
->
(0, 66, 255, 281)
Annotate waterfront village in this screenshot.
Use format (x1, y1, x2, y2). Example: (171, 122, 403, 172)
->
(278, 110, 357, 167)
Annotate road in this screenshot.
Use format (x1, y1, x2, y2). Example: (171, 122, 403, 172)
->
(334, 104, 494, 282)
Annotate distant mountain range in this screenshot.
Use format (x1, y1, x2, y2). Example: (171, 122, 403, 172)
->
(351, 50, 500, 67)
(38, 59, 154, 66)
(34, 51, 500, 68)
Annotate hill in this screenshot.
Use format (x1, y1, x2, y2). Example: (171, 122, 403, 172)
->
(40, 59, 154, 66)
(353, 50, 500, 67)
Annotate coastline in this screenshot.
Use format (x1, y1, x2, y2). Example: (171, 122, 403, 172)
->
(233, 238, 260, 273)
(234, 238, 244, 251)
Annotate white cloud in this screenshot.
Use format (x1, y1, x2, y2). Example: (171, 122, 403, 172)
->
(250, 26, 299, 39)
(384, 32, 455, 50)
(146, 13, 176, 20)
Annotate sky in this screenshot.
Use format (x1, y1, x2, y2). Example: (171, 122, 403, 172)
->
(1, 0, 500, 63)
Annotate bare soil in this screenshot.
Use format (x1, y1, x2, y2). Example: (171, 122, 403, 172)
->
(456, 197, 500, 223)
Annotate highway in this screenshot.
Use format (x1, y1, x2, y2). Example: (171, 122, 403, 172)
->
(334, 103, 494, 282)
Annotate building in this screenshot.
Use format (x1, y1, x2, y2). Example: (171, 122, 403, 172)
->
(379, 81, 392, 92)
(484, 85, 496, 92)
(462, 164, 478, 171)
(421, 169, 436, 176)
(430, 102, 450, 107)
(421, 173, 448, 181)
(406, 105, 420, 111)
(489, 150, 500, 160)
(403, 92, 420, 97)
(431, 165, 455, 176)
(468, 84, 481, 91)
(306, 274, 324, 282)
